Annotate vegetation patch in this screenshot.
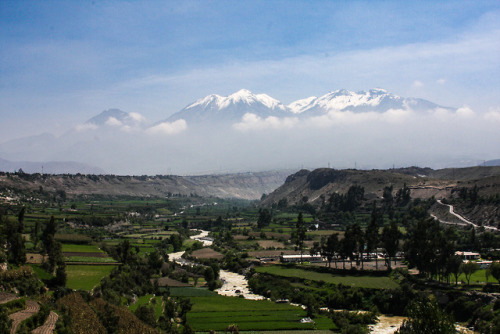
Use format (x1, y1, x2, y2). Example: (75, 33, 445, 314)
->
(170, 287, 217, 297)
(187, 295, 335, 331)
(66, 265, 117, 290)
(61, 243, 104, 253)
(255, 266, 399, 289)
(65, 256, 118, 263)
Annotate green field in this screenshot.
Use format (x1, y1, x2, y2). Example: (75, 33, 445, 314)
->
(28, 264, 53, 280)
(187, 295, 336, 331)
(61, 243, 104, 253)
(255, 266, 399, 289)
(66, 264, 117, 290)
(65, 256, 117, 263)
(128, 294, 164, 319)
(456, 268, 500, 284)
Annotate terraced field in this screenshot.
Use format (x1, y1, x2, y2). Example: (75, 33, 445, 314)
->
(32, 311, 59, 334)
(187, 295, 337, 331)
(9, 300, 40, 333)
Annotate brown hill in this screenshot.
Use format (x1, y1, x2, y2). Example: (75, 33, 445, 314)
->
(261, 166, 500, 207)
(0, 170, 293, 200)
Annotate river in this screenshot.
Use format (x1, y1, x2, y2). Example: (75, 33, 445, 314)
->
(172, 230, 405, 332)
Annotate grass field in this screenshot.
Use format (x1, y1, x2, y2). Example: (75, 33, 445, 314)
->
(65, 256, 118, 263)
(61, 244, 104, 253)
(255, 266, 399, 289)
(456, 268, 500, 284)
(28, 264, 53, 280)
(66, 264, 117, 290)
(187, 295, 337, 331)
(128, 294, 164, 319)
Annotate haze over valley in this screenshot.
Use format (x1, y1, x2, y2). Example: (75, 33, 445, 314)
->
(1, 88, 499, 175)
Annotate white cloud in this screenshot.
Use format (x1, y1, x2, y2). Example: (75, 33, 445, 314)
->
(128, 112, 147, 123)
(105, 117, 123, 127)
(412, 80, 424, 88)
(233, 113, 299, 131)
(75, 123, 98, 132)
(437, 78, 446, 85)
(456, 106, 475, 118)
(484, 107, 500, 122)
(147, 119, 187, 135)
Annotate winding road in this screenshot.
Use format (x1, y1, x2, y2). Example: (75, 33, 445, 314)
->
(436, 200, 498, 231)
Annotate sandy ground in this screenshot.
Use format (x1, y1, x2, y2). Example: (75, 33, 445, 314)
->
(190, 229, 213, 246)
(215, 270, 265, 300)
(369, 315, 405, 334)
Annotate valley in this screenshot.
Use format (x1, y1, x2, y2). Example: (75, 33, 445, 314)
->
(0, 165, 499, 333)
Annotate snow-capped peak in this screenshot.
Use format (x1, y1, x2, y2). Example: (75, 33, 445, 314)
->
(165, 88, 453, 124)
(287, 96, 317, 114)
(83, 109, 147, 130)
(290, 88, 402, 114)
(165, 89, 289, 124)
(184, 89, 286, 111)
(185, 94, 223, 110)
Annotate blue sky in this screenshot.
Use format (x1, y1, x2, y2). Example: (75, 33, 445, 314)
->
(1, 0, 500, 143)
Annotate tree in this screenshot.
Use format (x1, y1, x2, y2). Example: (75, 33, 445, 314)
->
(460, 261, 479, 285)
(179, 298, 192, 324)
(383, 185, 394, 207)
(395, 183, 411, 206)
(54, 261, 67, 287)
(99, 304, 120, 334)
(135, 305, 157, 327)
(396, 298, 456, 334)
(382, 220, 400, 270)
(170, 234, 183, 252)
(447, 255, 463, 285)
(293, 213, 307, 262)
(488, 261, 500, 283)
(404, 218, 441, 278)
(257, 208, 272, 229)
(321, 233, 339, 268)
(352, 223, 365, 269)
(0, 305, 12, 334)
(366, 216, 380, 270)
(17, 207, 25, 233)
(341, 225, 357, 269)
(147, 250, 163, 273)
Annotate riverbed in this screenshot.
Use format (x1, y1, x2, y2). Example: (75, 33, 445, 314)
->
(172, 230, 406, 332)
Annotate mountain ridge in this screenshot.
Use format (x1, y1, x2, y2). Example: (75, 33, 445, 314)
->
(163, 88, 457, 124)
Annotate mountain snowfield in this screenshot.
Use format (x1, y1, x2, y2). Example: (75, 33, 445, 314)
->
(162, 88, 455, 125)
(1, 88, 498, 175)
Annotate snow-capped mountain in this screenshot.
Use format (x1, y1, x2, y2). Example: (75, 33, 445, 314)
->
(85, 109, 147, 129)
(163, 88, 456, 125)
(287, 88, 455, 114)
(164, 89, 290, 124)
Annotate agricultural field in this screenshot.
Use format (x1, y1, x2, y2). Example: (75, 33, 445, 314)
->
(187, 295, 337, 332)
(61, 244, 104, 253)
(255, 266, 400, 289)
(66, 264, 117, 290)
(456, 268, 500, 284)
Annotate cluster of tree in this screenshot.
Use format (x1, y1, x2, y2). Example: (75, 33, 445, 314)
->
(324, 185, 365, 213)
(98, 240, 165, 304)
(311, 214, 401, 270)
(248, 270, 414, 315)
(396, 297, 456, 334)
(159, 295, 193, 333)
(0, 208, 26, 265)
(41, 216, 66, 287)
